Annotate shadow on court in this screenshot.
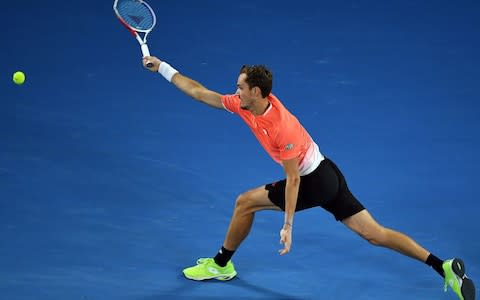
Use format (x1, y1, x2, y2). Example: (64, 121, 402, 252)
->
(139, 275, 306, 300)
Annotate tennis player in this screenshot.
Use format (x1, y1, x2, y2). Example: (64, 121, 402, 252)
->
(142, 56, 475, 300)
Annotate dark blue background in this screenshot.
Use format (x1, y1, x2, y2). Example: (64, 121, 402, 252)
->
(1, 1, 479, 299)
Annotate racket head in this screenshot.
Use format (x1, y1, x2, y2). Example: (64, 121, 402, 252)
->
(113, 0, 156, 33)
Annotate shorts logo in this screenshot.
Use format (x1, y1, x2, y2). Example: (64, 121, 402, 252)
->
(285, 143, 294, 151)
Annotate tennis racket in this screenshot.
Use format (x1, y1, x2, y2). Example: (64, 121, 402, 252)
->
(113, 0, 156, 67)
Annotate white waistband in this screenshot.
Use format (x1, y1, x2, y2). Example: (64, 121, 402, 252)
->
(298, 141, 324, 176)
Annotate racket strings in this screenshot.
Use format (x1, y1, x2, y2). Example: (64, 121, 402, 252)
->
(116, 0, 154, 31)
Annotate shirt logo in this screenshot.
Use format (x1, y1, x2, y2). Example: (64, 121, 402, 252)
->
(285, 143, 294, 151)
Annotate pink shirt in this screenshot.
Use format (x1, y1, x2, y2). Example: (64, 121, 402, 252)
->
(221, 94, 323, 175)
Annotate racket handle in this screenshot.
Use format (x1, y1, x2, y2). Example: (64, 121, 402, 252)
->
(141, 44, 154, 68)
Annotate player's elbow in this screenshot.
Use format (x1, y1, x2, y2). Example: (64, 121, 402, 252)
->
(193, 88, 214, 105)
(190, 87, 204, 101)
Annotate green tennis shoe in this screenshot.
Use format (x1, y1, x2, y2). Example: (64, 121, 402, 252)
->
(183, 258, 237, 281)
(443, 258, 476, 300)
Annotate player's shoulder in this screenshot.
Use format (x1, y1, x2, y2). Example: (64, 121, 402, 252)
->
(268, 93, 282, 105)
(269, 93, 290, 113)
(221, 94, 240, 101)
(269, 94, 295, 120)
(221, 94, 241, 113)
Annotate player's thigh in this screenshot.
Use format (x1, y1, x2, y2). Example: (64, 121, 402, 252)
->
(237, 185, 282, 212)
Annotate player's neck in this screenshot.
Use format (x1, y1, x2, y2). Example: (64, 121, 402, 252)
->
(251, 98, 270, 116)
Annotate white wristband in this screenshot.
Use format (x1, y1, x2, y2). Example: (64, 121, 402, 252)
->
(158, 62, 179, 82)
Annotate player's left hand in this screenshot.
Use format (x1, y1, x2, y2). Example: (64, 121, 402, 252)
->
(279, 225, 292, 255)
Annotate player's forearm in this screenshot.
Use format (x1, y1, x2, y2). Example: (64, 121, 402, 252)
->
(155, 60, 223, 109)
(156, 61, 205, 102)
(284, 177, 300, 226)
(171, 73, 206, 101)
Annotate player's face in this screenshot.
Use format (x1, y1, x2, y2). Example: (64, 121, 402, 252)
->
(236, 73, 255, 110)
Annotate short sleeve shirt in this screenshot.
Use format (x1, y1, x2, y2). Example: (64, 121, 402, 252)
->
(221, 94, 317, 171)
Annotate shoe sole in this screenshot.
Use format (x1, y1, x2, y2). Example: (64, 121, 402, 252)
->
(451, 258, 476, 300)
(183, 271, 237, 281)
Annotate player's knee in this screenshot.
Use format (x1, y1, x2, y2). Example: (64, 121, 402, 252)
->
(361, 226, 387, 246)
(234, 193, 253, 212)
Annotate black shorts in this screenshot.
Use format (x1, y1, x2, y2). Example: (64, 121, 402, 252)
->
(265, 158, 365, 221)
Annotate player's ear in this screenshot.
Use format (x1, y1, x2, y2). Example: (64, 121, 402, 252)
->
(254, 86, 261, 97)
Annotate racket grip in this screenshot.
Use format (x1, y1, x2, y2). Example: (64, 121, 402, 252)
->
(141, 44, 154, 68)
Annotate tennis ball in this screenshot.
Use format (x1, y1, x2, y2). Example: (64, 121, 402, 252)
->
(13, 71, 26, 85)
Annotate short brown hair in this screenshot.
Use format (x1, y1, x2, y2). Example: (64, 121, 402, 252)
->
(239, 65, 273, 98)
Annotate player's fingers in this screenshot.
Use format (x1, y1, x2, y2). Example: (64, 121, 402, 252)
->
(142, 56, 153, 65)
(142, 59, 156, 72)
(279, 247, 289, 255)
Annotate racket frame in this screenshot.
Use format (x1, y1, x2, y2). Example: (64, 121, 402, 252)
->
(113, 0, 156, 59)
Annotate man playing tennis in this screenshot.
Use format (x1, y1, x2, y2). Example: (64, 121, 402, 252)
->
(142, 56, 475, 300)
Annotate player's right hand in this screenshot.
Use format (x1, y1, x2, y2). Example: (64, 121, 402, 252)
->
(279, 225, 292, 255)
(143, 56, 162, 72)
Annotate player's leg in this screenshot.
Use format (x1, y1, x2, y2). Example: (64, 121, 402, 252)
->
(326, 156, 476, 300)
(183, 185, 280, 281)
(342, 209, 476, 300)
(321, 158, 440, 269)
(185, 158, 349, 280)
(184, 157, 346, 281)
(342, 209, 430, 262)
(222, 185, 281, 250)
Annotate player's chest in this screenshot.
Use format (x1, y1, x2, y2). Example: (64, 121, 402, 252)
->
(244, 117, 279, 148)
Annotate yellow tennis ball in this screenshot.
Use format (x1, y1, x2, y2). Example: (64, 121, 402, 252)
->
(13, 71, 26, 85)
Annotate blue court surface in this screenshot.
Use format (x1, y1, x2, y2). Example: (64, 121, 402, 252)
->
(1, 1, 479, 299)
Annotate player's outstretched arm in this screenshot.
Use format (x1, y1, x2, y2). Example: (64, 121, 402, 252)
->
(143, 56, 224, 109)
